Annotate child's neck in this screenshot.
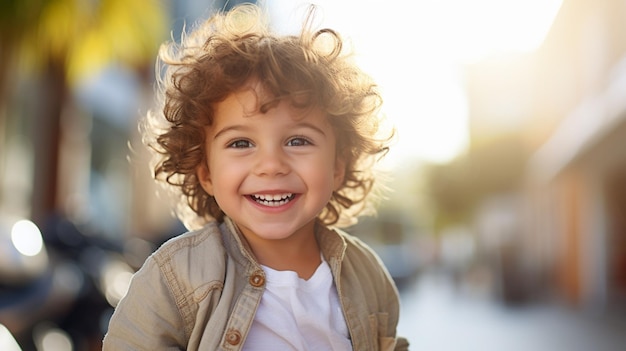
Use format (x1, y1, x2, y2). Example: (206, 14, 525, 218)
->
(257, 243, 321, 280)
(243, 226, 322, 280)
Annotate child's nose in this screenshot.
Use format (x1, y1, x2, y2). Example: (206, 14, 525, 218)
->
(253, 147, 290, 176)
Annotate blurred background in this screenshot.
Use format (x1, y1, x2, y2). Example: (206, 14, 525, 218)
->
(1, 0, 626, 350)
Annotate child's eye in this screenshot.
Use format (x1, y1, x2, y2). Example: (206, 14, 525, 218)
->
(228, 139, 253, 148)
(286, 136, 312, 147)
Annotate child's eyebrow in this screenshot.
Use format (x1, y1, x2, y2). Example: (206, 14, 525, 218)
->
(212, 122, 328, 140)
(293, 122, 328, 138)
(213, 125, 250, 140)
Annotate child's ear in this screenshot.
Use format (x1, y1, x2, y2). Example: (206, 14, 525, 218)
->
(196, 163, 214, 195)
(333, 156, 346, 191)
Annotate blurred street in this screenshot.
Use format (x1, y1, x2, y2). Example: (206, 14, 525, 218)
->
(397, 270, 626, 351)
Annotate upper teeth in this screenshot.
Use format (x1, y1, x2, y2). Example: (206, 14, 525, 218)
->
(253, 194, 293, 201)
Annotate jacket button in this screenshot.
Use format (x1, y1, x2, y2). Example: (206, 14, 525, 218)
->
(225, 329, 242, 345)
(249, 273, 265, 287)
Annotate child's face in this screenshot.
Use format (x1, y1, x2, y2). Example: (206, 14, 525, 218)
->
(197, 82, 345, 243)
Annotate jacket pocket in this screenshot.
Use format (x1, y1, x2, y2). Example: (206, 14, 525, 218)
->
(369, 313, 397, 351)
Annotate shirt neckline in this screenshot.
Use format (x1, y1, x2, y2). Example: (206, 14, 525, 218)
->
(260, 255, 331, 290)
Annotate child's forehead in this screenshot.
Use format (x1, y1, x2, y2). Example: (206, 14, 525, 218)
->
(210, 85, 330, 131)
(230, 80, 272, 109)
(222, 79, 322, 117)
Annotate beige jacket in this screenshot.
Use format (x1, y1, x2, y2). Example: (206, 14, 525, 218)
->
(103, 217, 409, 350)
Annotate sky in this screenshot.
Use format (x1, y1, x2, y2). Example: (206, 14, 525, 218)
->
(266, 0, 563, 169)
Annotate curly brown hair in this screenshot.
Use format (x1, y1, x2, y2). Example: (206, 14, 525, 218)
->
(143, 4, 391, 229)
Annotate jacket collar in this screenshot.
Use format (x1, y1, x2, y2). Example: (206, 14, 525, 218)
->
(219, 216, 347, 271)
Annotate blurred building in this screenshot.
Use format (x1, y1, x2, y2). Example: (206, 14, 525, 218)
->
(464, 0, 626, 310)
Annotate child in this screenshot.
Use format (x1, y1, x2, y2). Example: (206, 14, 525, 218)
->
(103, 3, 408, 350)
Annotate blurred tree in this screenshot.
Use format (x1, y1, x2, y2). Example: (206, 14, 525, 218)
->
(0, 0, 39, 99)
(425, 134, 527, 232)
(0, 0, 42, 207)
(0, 0, 167, 226)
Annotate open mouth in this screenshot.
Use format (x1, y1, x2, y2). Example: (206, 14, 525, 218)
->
(249, 193, 296, 207)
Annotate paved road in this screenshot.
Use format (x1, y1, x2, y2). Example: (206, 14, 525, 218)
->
(396, 271, 626, 351)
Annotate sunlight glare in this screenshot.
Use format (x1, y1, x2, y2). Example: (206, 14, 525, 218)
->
(267, 0, 563, 166)
(102, 260, 135, 307)
(11, 219, 44, 257)
(0, 324, 22, 351)
(434, 0, 564, 63)
(37, 327, 73, 351)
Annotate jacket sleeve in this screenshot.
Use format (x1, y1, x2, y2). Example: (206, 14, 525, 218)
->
(383, 265, 409, 350)
(383, 262, 410, 350)
(102, 255, 187, 350)
(395, 336, 410, 350)
(341, 232, 410, 350)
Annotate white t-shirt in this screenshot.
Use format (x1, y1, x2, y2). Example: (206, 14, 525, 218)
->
(242, 258, 352, 350)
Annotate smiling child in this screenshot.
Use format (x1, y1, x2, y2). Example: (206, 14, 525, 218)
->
(103, 3, 408, 350)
